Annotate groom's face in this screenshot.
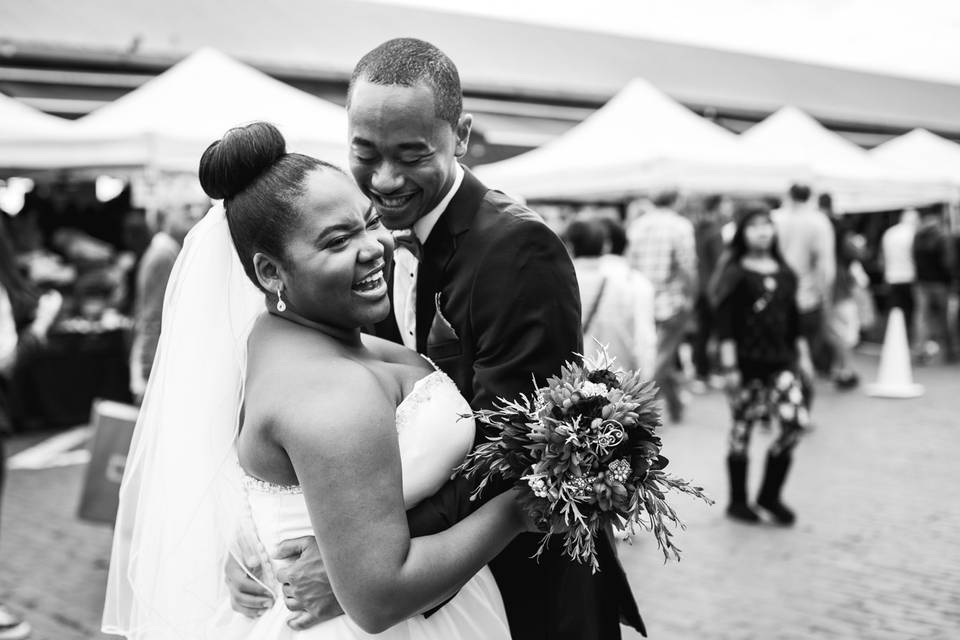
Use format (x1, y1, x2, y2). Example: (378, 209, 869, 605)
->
(348, 79, 467, 230)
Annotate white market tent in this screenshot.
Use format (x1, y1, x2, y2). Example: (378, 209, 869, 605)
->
(0, 93, 74, 177)
(475, 78, 800, 202)
(870, 128, 960, 187)
(0, 48, 349, 173)
(740, 107, 954, 212)
(0, 92, 72, 137)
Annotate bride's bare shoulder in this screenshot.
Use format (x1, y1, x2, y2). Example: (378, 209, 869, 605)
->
(362, 332, 427, 369)
(246, 319, 384, 406)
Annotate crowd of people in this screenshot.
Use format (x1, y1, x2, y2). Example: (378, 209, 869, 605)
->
(555, 184, 959, 528)
(0, 229, 63, 639)
(0, 201, 202, 639)
(881, 207, 959, 363)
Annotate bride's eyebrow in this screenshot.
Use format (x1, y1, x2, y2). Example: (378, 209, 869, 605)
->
(362, 203, 376, 220)
(314, 221, 357, 244)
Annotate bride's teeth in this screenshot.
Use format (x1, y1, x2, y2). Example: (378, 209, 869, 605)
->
(355, 268, 384, 290)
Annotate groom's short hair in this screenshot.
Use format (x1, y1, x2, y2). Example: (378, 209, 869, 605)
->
(348, 38, 463, 128)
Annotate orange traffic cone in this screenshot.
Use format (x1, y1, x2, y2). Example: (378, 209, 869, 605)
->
(866, 307, 924, 398)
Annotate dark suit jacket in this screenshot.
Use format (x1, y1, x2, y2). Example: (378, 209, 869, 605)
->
(377, 169, 644, 639)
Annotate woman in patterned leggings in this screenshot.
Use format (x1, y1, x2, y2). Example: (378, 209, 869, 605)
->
(711, 203, 813, 525)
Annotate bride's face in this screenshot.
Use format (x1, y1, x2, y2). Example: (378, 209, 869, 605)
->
(279, 168, 394, 328)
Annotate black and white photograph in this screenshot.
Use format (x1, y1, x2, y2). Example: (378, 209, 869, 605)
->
(0, 1, 958, 638)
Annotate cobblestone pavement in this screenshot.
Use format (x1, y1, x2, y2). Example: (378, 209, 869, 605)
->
(619, 356, 960, 640)
(1, 354, 958, 639)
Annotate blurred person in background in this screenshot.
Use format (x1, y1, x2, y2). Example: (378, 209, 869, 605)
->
(118, 209, 154, 316)
(953, 226, 960, 359)
(711, 202, 812, 526)
(626, 189, 697, 422)
(912, 207, 957, 363)
(691, 194, 734, 392)
(564, 217, 656, 377)
(128, 201, 206, 402)
(598, 216, 657, 377)
(0, 225, 62, 640)
(624, 196, 652, 227)
(773, 184, 834, 398)
(880, 209, 919, 345)
(819, 194, 860, 389)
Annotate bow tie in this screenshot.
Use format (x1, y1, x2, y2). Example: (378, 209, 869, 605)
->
(393, 230, 423, 261)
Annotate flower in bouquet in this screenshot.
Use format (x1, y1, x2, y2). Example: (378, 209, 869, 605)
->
(456, 349, 714, 571)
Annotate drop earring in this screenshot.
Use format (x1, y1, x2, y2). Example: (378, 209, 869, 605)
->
(276, 286, 287, 313)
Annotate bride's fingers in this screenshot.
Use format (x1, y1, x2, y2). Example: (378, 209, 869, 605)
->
(237, 577, 272, 597)
(231, 592, 274, 617)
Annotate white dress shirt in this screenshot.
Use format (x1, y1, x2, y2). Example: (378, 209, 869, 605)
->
(881, 221, 917, 285)
(393, 163, 464, 349)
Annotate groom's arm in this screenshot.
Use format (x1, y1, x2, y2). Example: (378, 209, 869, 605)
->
(407, 210, 582, 533)
(468, 213, 583, 417)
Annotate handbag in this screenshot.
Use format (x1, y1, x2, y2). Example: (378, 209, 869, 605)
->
(77, 399, 140, 525)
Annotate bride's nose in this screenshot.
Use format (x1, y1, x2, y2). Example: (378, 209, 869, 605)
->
(357, 231, 385, 264)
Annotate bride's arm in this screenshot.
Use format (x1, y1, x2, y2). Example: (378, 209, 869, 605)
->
(274, 366, 524, 634)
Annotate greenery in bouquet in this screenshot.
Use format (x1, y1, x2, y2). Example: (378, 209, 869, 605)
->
(456, 351, 714, 572)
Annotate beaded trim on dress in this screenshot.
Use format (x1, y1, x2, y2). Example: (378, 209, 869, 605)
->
(241, 472, 303, 495)
(395, 369, 450, 433)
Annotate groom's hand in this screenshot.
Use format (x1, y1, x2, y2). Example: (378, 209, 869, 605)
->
(274, 536, 343, 630)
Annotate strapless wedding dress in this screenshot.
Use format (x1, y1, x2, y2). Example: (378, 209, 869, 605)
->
(215, 368, 510, 639)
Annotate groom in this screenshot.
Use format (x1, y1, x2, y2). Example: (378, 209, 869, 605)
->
(227, 38, 643, 639)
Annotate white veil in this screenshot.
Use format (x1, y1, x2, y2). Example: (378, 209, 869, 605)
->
(102, 202, 266, 639)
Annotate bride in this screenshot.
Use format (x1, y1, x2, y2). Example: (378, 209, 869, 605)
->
(102, 122, 524, 639)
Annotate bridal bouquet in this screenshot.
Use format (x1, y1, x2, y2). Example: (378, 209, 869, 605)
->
(456, 351, 713, 571)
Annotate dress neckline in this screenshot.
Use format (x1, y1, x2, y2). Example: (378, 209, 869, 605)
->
(241, 366, 449, 493)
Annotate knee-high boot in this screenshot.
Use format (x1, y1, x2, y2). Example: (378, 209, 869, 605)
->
(756, 451, 796, 525)
(726, 454, 759, 523)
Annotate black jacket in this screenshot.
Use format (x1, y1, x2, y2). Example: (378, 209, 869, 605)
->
(377, 169, 644, 639)
(913, 223, 953, 284)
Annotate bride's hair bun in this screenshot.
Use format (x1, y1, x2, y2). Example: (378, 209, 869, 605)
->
(199, 122, 287, 200)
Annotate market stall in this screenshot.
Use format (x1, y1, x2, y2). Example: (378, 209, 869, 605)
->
(0, 49, 353, 429)
(0, 48, 348, 173)
(740, 107, 955, 213)
(870, 128, 960, 187)
(475, 78, 802, 202)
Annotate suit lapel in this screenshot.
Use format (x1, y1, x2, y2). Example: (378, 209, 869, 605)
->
(415, 167, 488, 352)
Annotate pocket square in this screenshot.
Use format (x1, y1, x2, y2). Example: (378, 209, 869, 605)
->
(428, 292, 459, 344)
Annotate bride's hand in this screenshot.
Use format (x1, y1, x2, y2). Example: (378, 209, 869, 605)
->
(224, 552, 274, 618)
(491, 489, 541, 534)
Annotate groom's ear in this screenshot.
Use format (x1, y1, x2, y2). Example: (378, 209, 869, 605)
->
(252, 252, 284, 294)
(453, 113, 472, 159)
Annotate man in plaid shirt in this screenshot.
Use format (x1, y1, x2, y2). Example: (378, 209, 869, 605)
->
(626, 190, 698, 422)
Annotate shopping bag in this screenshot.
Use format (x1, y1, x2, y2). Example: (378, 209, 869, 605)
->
(77, 399, 139, 525)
